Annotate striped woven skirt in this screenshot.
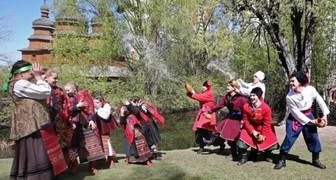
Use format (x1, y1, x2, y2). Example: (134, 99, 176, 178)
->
(122, 134, 152, 163)
(101, 134, 116, 157)
(78, 126, 105, 163)
(134, 134, 152, 162)
(40, 126, 68, 175)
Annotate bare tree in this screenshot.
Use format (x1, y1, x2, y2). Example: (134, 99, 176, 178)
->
(0, 8, 13, 63)
(226, 0, 327, 79)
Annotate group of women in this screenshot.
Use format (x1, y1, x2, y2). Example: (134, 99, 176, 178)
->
(3, 60, 164, 179)
(186, 70, 330, 169)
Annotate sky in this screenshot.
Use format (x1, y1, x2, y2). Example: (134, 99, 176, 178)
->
(0, 0, 53, 64)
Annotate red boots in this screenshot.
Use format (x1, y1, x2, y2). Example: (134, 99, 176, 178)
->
(70, 160, 79, 174)
(89, 161, 99, 174)
(146, 160, 152, 166)
(108, 156, 115, 167)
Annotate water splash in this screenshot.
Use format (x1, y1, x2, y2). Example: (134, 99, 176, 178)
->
(122, 34, 178, 82)
(207, 58, 236, 79)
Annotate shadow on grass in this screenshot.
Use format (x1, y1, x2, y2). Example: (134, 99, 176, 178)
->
(56, 163, 101, 180)
(123, 162, 197, 180)
(280, 153, 311, 165)
(264, 152, 311, 166)
(191, 147, 312, 166)
(191, 147, 231, 156)
(113, 155, 126, 164)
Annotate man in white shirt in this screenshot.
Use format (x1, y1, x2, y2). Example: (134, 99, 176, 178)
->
(274, 71, 329, 170)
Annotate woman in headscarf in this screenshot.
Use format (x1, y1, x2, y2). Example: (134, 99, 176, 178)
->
(4, 60, 67, 179)
(186, 80, 216, 154)
(130, 96, 164, 160)
(119, 101, 153, 166)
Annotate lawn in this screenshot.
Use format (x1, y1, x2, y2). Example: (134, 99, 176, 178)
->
(1, 126, 335, 180)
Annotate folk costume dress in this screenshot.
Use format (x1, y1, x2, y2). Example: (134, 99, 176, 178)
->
(46, 86, 74, 163)
(274, 72, 330, 170)
(210, 93, 246, 142)
(9, 80, 67, 179)
(120, 112, 152, 163)
(64, 89, 105, 164)
(135, 101, 165, 159)
(126, 104, 154, 150)
(137, 101, 165, 147)
(95, 102, 118, 161)
(238, 101, 278, 151)
(187, 81, 216, 149)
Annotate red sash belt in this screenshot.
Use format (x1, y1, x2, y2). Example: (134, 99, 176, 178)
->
(292, 109, 312, 131)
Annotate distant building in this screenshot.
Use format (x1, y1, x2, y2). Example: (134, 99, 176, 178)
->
(19, 2, 54, 64)
(19, 0, 127, 78)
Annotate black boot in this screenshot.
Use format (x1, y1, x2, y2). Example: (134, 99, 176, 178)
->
(237, 149, 248, 165)
(249, 148, 258, 162)
(218, 144, 225, 154)
(230, 146, 238, 161)
(202, 138, 213, 146)
(274, 153, 286, 170)
(263, 150, 273, 163)
(197, 147, 204, 154)
(312, 153, 326, 169)
(153, 153, 162, 160)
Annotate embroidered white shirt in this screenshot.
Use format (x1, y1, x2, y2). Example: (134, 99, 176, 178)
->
(13, 79, 51, 99)
(286, 85, 330, 125)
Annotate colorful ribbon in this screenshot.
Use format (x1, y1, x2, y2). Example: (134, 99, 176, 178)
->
(2, 65, 32, 91)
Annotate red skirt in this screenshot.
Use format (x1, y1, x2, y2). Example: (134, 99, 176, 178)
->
(216, 118, 241, 141)
(239, 126, 278, 151)
(54, 114, 74, 149)
(192, 110, 216, 132)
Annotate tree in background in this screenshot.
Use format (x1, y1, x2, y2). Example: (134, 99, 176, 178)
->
(111, 0, 235, 107)
(48, 0, 335, 117)
(220, 0, 336, 122)
(224, 0, 335, 80)
(0, 8, 12, 64)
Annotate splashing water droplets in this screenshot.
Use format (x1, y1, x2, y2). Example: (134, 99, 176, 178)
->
(207, 59, 236, 79)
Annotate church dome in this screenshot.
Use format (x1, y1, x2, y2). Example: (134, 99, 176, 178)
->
(32, 1, 54, 29)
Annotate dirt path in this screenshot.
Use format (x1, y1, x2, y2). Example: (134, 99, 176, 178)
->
(275, 125, 336, 145)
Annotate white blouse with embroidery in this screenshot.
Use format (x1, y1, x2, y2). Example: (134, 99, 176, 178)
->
(96, 103, 111, 120)
(286, 85, 330, 125)
(13, 79, 51, 99)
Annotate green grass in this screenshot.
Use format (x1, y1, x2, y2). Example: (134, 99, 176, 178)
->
(1, 138, 335, 180)
(1, 113, 335, 179)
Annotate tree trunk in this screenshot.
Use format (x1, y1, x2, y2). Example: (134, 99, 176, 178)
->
(233, 0, 316, 79)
